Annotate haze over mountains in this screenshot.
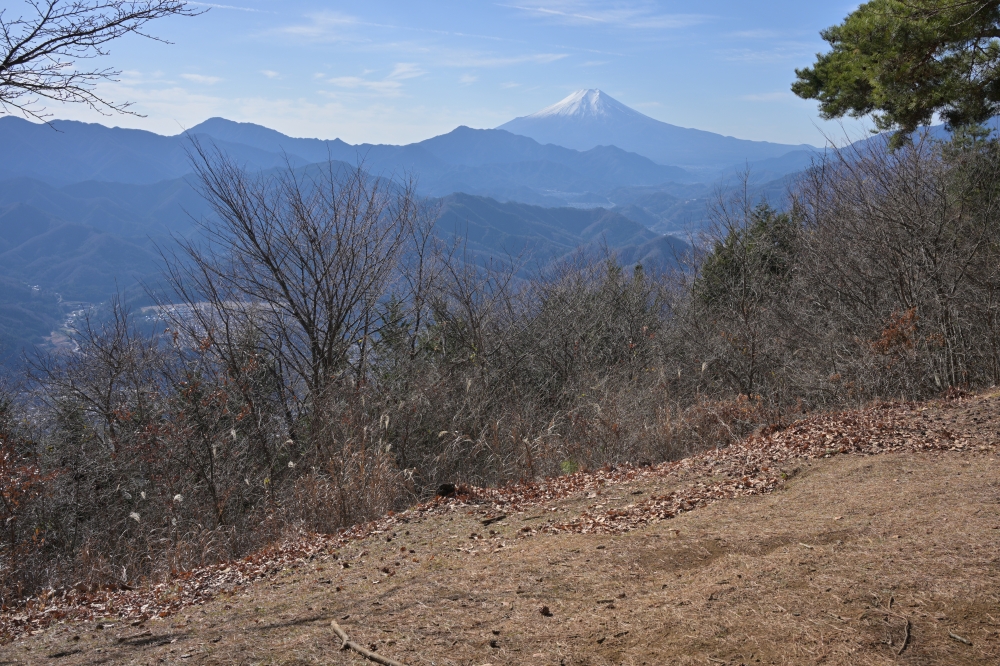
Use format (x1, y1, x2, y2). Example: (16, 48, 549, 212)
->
(0, 90, 818, 192)
(0, 89, 821, 362)
(499, 90, 817, 172)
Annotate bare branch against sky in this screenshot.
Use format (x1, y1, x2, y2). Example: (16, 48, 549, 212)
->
(0, 0, 201, 121)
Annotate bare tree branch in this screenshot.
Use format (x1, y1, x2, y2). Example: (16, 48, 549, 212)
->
(0, 0, 201, 121)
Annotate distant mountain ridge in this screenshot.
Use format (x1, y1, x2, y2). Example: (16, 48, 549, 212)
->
(498, 89, 817, 171)
(186, 120, 699, 196)
(0, 118, 309, 186)
(0, 116, 695, 205)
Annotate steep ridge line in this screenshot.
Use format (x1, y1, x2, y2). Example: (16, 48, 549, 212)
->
(1, 392, 996, 644)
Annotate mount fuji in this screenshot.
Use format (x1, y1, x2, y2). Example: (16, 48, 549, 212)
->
(498, 90, 816, 171)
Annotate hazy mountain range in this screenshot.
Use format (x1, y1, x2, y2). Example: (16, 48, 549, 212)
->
(0, 115, 694, 198)
(498, 90, 817, 171)
(0, 89, 822, 362)
(0, 90, 818, 194)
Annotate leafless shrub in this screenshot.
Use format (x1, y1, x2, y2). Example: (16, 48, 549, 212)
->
(163, 145, 420, 428)
(668, 132, 1000, 408)
(0, 378, 50, 603)
(793, 130, 1000, 398)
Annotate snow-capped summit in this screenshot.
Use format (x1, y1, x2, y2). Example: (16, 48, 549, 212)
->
(498, 90, 815, 170)
(526, 89, 644, 121)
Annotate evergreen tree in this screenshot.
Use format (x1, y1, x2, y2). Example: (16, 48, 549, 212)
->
(793, 1, 1000, 137)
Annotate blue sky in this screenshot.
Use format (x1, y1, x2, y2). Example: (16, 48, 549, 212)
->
(22, 1, 867, 146)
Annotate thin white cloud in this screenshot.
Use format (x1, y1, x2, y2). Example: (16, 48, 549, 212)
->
(443, 52, 568, 68)
(720, 43, 814, 64)
(260, 70, 280, 79)
(273, 13, 567, 74)
(278, 12, 364, 42)
(326, 77, 402, 94)
(276, 12, 508, 43)
(742, 92, 796, 102)
(323, 63, 427, 97)
(186, 1, 270, 12)
(275, 12, 507, 46)
(117, 70, 151, 85)
(389, 63, 426, 80)
(730, 29, 783, 39)
(460, 74, 478, 85)
(181, 73, 222, 85)
(506, 1, 706, 29)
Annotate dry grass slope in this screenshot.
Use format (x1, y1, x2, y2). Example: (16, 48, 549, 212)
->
(3, 392, 1000, 665)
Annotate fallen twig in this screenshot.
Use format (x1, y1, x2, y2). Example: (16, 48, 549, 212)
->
(331, 620, 406, 666)
(949, 632, 972, 646)
(896, 617, 910, 656)
(481, 514, 507, 526)
(863, 606, 911, 655)
(117, 630, 152, 643)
